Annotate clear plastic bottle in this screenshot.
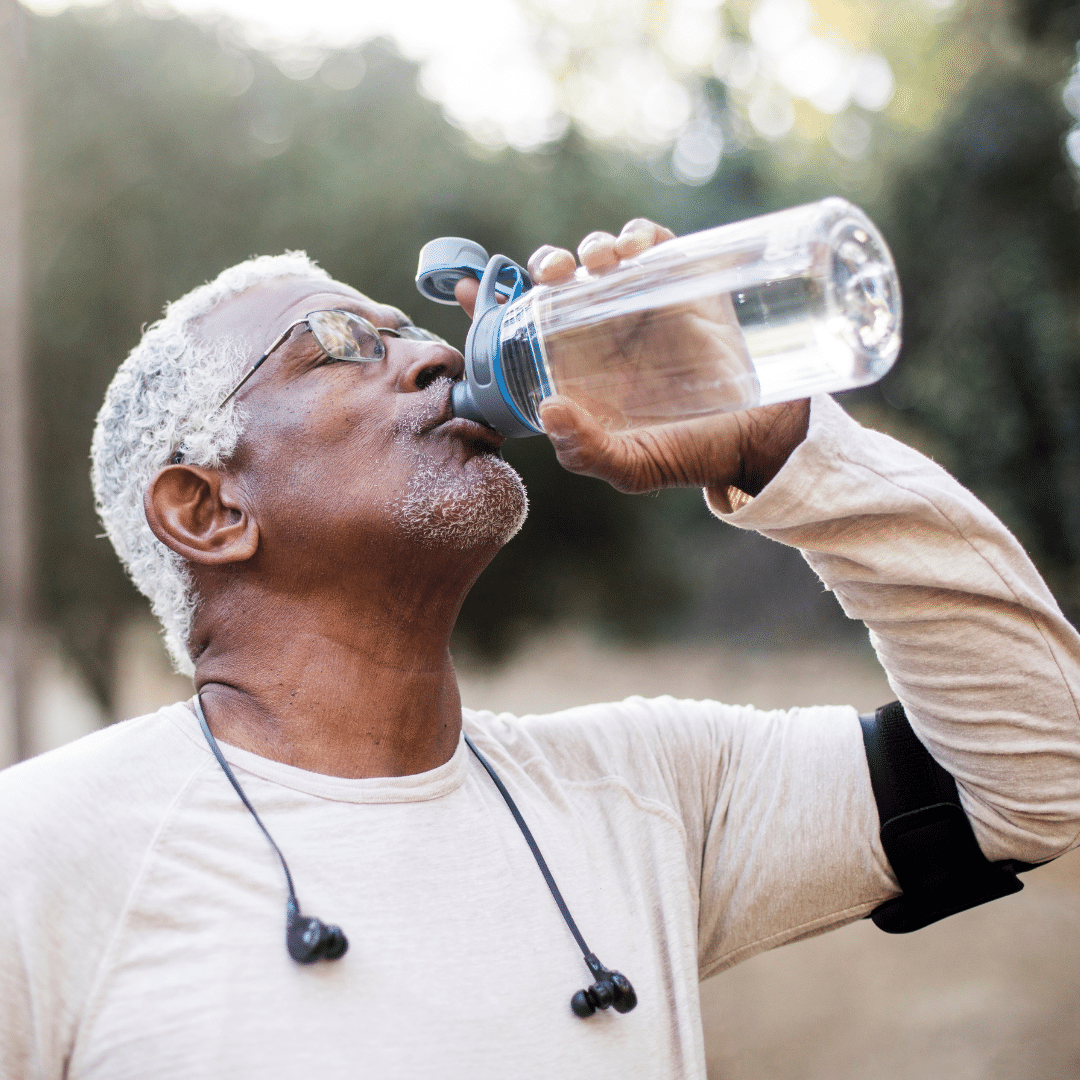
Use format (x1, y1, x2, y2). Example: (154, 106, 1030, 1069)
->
(416, 197, 901, 438)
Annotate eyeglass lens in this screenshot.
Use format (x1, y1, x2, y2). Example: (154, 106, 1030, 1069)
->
(306, 310, 448, 363)
(307, 310, 385, 361)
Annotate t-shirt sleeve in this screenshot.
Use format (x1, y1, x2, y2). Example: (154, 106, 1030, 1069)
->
(705, 394, 1080, 869)
(0, 711, 207, 1078)
(0, 893, 35, 1079)
(0, 747, 115, 1079)
(509, 693, 891, 978)
(690, 700, 889, 976)
(696, 393, 1080, 969)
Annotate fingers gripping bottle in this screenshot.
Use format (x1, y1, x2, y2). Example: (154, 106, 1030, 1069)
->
(415, 198, 901, 438)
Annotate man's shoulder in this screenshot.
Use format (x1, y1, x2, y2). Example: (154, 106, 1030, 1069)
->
(466, 692, 751, 746)
(463, 694, 755, 793)
(463, 695, 853, 806)
(0, 700, 210, 868)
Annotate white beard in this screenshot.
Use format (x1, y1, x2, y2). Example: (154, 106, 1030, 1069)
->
(393, 452, 529, 549)
(390, 379, 529, 549)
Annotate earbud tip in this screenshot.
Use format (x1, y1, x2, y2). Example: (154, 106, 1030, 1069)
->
(610, 972, 637, 1013)
(571, 990, 596, 1017)
(286, 913, 349, 964)
(323, 926, 348, 960)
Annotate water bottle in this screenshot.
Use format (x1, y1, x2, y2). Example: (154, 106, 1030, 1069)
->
(415, 197, 901, 439)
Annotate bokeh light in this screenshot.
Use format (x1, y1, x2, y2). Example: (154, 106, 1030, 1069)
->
(20, 0, 915, 179)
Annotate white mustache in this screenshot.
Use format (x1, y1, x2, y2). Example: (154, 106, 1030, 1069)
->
(394, 375, 457, 438)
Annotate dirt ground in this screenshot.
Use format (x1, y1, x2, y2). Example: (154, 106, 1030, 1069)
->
(458, 633, 1080, 1080)
(700, 853, 1080, 1080)
(455, 631, 897, 717)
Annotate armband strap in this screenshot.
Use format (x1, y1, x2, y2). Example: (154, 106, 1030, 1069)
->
(860, 700, 1035, 934)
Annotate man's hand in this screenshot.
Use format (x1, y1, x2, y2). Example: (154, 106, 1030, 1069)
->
(456, 218, 810, 498)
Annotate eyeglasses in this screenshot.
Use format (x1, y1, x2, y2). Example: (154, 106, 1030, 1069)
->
(218, 308, 448, 409)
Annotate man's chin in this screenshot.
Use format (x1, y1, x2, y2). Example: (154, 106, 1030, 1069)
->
(392, 452, 529, 550)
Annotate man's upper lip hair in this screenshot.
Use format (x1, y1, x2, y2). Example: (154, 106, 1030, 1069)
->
(416, 385, 455, 436)
(415, 383, 503, 447)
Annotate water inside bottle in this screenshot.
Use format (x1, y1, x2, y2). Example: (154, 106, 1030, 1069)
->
(496, 210, 900, 434)
(532, 296, 762, 431)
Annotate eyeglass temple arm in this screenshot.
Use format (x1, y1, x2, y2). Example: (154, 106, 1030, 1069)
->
(217, 319, 403, 411)
(218, 322, 299, 409)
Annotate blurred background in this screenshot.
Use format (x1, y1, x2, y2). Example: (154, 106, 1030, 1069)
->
(0, 0, 1078, 1074)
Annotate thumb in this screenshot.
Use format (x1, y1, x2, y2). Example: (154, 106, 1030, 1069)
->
(454, 276, 480, 319)
(539, 396, 617, 478)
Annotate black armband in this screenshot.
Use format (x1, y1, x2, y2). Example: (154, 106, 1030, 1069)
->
(860, 700, 1036, 934)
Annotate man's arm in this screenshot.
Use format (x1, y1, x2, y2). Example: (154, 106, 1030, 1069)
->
(509, 219, 1080, 973)
(707, 393, 1080, 869)
(516, 218, 1080, 872)
(480, 387, 1080, 974)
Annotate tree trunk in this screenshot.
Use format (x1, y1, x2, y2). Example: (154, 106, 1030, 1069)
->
(0, 0, 31, 765)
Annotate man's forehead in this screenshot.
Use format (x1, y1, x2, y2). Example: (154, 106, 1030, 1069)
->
(194, 275, 403, 352)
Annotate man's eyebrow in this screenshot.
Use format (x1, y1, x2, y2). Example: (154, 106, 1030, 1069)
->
(323, 302, 410, 331)
(279, 302, 415, 335)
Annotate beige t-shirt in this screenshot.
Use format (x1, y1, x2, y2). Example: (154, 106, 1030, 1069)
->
(3, 395, 1079, 1080)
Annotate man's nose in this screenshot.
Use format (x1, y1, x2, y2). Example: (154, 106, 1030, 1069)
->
(393, 341, 465, 393)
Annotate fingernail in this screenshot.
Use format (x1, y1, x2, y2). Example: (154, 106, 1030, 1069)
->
(540, 406, 572, 438)
(539, 251, 566, 275)
(578, 239, 604, 261)
(619, 228, 651, 250)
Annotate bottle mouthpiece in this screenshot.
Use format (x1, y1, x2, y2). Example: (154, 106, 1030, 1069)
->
(450, 381, 488, 425)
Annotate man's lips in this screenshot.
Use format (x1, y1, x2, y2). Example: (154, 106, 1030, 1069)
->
(435, 416, 506, 452)
(408, 380, 505, 452)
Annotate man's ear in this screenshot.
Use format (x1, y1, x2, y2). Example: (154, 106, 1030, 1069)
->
(144, 465, 259, 565)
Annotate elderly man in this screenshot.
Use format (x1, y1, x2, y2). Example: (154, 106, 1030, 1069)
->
(1, 220, 1079, 1079)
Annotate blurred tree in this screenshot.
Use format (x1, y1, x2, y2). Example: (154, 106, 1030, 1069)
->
(867, 2, 1080, 621)
(1016, 0, 1080, 41)
(0, 0, 32, 760)
(23, 0, 1080, 711)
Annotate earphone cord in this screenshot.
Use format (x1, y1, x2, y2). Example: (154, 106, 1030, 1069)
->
(194, 694, 298, 904)
(463, 733, 592, 960)
(193, 697, 591, 961)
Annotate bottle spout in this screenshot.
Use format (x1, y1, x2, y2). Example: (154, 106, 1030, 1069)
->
(450, 380, 489, 426)
(415, 238, 542, 439)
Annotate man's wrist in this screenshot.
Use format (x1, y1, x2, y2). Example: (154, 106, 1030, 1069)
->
(730, 398, 811, 498)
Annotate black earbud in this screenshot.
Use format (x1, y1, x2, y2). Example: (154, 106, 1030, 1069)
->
(194, 697, 349, 967)
(571, 953, 638, 1017)
(286, 898, 349, 964)
(462, 735, 638, 1022)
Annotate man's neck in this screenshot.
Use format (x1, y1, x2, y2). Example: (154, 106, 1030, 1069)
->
(192, 579, 469, 779)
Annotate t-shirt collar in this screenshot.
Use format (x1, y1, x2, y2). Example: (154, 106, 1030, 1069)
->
(169, 699, 470, 804)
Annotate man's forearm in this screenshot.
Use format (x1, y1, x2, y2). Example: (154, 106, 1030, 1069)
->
(706, 393, 1080, 866)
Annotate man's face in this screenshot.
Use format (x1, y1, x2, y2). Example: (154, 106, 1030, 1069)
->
(196, 275, 528, 570)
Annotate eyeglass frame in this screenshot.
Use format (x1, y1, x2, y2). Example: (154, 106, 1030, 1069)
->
(217, 309, 447, 410)
(168, 310, 447, 466)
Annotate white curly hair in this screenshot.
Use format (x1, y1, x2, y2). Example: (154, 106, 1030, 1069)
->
(91, 251, 331, 677)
